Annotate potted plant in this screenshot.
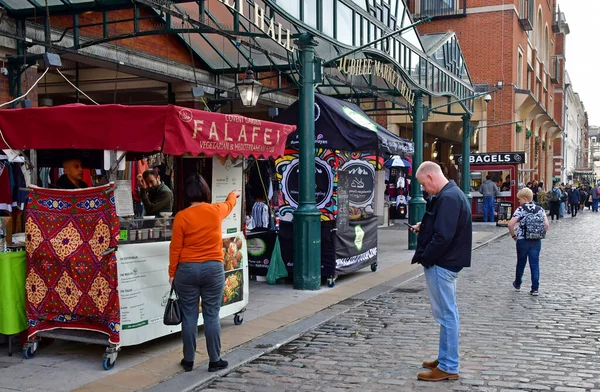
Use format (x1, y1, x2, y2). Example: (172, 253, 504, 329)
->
(516, 123, 523, 133)
(526, 129, 533, 139)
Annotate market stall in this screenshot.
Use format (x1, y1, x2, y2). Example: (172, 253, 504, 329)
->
(455, 152, 526, 224)
(274, 94, 413, 286)
(0, 104, 294, 368)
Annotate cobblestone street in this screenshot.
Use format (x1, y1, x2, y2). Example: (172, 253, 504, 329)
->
(200, 211, 600, 392)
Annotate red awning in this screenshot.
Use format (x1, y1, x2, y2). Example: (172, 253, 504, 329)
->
(0, 104, 295, 159)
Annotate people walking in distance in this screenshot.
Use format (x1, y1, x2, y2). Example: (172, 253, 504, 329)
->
(531, 180, 540, 203)
(579, 185, 588, 212)
(508, 187, 549, 296)
(569, 185, 580, 217)
(559, 185, 568, 217)
(548, 183, 562, 222)
(591, 183, 600, 212)
(410, 161, 472, 382)
(479, 175, 499, 222)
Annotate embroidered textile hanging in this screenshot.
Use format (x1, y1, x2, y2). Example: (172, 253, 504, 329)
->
(25, 184, 121, 344)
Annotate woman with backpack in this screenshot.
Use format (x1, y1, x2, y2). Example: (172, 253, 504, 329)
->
(507, 187, 549, 296)
(548, 183, 562, 221)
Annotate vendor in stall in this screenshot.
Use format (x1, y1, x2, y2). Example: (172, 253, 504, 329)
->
(138, 169, 173, 216)
(56, 158, 88, 189)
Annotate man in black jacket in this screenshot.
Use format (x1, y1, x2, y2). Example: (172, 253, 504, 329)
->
(410, 161, 472, 382)
(56, 158, 88, 189)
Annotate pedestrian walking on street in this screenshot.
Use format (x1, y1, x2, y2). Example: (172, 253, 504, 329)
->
(579, 185, 588, 212)
(508, 188, 549, 296)
(169, 174, 241, 373)
(569, 186, 580, 217)
(548, 183, 562, 221)
(591, 183, 600, 212)
(410, 161, 472, 382)
(479, 175, 499, 222)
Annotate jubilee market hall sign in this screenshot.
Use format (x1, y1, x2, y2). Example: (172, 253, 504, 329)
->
(337, 56, 415, 106)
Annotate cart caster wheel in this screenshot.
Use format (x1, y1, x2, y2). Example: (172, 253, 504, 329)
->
(23, 346, 36, 359)
(233, 314, 244, 325)
(371, 263, 378, 272)
(327, 278, 336, 288)
(102, 358, 116, 370)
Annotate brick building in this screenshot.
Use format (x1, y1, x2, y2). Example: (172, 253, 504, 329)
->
(409, 0, 569, 187)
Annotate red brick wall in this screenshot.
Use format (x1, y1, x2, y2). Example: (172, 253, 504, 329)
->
(0, 68, 39, 108)
(415, 0, 561, 155)
(47, 8, 195, 66)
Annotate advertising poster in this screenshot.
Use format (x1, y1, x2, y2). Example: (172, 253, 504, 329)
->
(117, 233, 248, 347)
(211, 156, 243, 235)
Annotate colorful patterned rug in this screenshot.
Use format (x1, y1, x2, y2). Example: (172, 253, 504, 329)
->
(25, 184, 121, 344)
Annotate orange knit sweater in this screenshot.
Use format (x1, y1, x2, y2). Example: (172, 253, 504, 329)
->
(169, 192, 237, 277)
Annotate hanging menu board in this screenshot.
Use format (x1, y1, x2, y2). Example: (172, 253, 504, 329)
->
(114, 180, 135, 217)
(336, 170, 350, 233)
(212, 156, 243, 235)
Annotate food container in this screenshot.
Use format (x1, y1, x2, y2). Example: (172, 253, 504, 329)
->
(163, 229, 172, 240)
(129, 229, 138, 241)
(139, 229, 149, 241)
(150, 228, 161, 239)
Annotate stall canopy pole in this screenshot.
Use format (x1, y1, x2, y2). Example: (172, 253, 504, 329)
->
(293, 33, 321, 291)
(461, 114, 473, 209)
(408, 91, 426, 250)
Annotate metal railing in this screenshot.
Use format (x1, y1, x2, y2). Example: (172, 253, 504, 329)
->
(412, 0, 467, 20)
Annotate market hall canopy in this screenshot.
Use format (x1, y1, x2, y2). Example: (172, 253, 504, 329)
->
(276, 93, 414, 156)
(0, 0, 476, 112)
(0, 104, 295, 159)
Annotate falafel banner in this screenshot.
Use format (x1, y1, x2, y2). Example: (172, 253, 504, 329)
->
(116, 234, 248, 347)
(164, 106, 296, 158)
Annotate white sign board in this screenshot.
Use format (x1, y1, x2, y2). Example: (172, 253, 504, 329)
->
(117, 236, 248, 347)
(211, 156, 243, 235)
(114, 180, 135, 217)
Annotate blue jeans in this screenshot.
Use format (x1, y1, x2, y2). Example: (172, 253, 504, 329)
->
(482, 196, 495, 222)
(424, 265, 460, 374)
(593, 199, 599, 212)
(515, 239, 541, 291)
(559, 202, 565, 217)
(175, 261, 225, 362)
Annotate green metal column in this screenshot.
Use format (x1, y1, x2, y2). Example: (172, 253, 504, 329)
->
(461, 114, 473, 208)
(408, 91, 426, 250)
(293, 33, 321, 290)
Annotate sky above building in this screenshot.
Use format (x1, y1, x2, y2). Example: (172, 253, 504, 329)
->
(558, 0, 599, 127)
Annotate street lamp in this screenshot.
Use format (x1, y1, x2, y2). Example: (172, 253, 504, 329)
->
(237, 69, 263, 107)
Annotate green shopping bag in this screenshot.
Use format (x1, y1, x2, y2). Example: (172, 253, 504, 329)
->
(266, 237, 288, 285)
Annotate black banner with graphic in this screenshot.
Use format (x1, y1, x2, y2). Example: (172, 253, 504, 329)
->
(335, 216, 378, 275)
(246, 230, 278, 276)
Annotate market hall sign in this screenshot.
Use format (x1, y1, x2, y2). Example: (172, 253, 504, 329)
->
(455, 152, 526, 165)
(337, 56, 415, 106)
(219, 0, 294, 52)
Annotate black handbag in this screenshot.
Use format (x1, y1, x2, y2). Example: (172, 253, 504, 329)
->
(163, 283, 182, 326)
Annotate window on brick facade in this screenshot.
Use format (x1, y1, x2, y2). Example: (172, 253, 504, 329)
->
(517, 51, 524, 89)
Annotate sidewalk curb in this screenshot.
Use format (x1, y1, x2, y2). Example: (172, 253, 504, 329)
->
(144, 230, 509, 392)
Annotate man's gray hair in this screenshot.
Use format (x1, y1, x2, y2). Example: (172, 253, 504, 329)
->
(415, 161, 443, 177)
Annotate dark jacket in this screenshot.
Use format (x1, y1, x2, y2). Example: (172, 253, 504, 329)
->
(412, 181, 472, 269)
(55, 174, 88, 189)
(140, 183, 173, 216)
(569, 188, 580, 204)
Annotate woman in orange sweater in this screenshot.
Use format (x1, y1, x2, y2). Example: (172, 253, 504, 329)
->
(169, 174, 240, 372)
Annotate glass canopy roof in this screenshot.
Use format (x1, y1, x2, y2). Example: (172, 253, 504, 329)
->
(171, 0, 474, 107)
(0, 0, 475, 109)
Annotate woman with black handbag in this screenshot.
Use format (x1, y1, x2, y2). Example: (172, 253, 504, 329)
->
(169, 174, 240, 372)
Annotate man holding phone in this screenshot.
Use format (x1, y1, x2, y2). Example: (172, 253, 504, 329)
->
(410, 161, 472, 382)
